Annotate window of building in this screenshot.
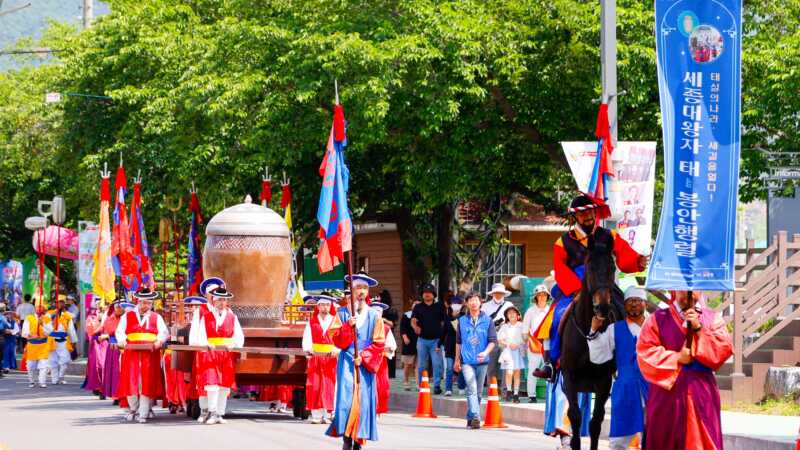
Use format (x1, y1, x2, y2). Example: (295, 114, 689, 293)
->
(475, 244, 525, 297)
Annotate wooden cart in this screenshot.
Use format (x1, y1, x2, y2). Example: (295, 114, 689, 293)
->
(168, 309, 311, 420)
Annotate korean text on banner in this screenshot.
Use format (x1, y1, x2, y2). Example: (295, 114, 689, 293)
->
(647, 0, 742, 291)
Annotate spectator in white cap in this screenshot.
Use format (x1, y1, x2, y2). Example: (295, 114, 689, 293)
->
(480, 282, 514, 383)
(587, 286, 650, 450)
(522, 284, 551, 403)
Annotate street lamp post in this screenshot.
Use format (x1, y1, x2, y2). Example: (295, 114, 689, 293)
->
(600, 0, 618, 145)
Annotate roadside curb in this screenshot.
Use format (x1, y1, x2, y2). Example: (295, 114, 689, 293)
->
(389, 390, 795, 450)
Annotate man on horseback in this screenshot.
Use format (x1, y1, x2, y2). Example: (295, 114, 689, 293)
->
(553, 193, 647, 306)
(535, 193, 648, 450)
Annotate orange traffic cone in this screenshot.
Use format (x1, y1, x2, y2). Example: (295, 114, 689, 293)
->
(412, 370, 437, 418)
(482, 376, 507, 428)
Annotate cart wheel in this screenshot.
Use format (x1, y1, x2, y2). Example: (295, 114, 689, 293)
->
(292, 388, 309, 420)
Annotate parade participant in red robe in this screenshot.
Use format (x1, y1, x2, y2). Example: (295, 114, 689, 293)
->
(188, 277, 223, 420)
(99, 300, 126, 403)
(189, 286, 244, 425)
(302, 294, 339, 424)
(368, 301, 396, 415)
(116, 289, 168, 423)
(637, 291, 733, 450)
(164, 295, 207, 414)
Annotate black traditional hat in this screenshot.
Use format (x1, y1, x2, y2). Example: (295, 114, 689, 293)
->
(133, 288, 159, 301)
(209, 286, 234, 299)
(565, 193, 611, 220)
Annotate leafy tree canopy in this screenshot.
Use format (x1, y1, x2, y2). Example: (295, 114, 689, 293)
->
(0, 0, 796, 285)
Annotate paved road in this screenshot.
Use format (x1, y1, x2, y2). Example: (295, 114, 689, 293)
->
(0, 373, 608, 450)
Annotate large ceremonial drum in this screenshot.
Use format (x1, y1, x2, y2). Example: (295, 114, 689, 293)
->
(203, 196, 292, 327)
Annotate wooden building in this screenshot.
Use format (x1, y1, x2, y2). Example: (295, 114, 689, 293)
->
(353, 207, 567, 312)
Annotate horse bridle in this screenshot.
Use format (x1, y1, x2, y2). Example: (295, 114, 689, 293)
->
(569, 291, 620, 342)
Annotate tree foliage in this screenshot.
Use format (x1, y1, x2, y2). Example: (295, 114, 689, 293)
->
(0, 0, 796, 288)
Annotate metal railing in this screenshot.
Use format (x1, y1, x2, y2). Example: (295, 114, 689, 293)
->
(719, 231, 800, 375)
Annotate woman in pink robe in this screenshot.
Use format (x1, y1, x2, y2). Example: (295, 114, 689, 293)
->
(82, 306, 108, 396)
(636, 291, 733, 450)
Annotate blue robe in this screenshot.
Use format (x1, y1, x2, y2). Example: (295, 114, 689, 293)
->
(548, 265, 585, 364)
(609, 320, 649, 437)
(326, 306, 385, 443)
(543, 370, 591, 436)
(2, 334, 17, 369)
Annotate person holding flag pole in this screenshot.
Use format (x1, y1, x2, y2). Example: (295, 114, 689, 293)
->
(319, 83, 385, 450)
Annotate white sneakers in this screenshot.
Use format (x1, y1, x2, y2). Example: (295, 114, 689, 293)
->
(444, 390, 453, 397)
(124, 412, 137, 422)
(28, 383, 35, 388)
(39, 383, 47, 388)
(58, 380, 67, 385)
(197, 410, 209, 423)
(137, 416, 147, 424)
(205, 414, 221, 425)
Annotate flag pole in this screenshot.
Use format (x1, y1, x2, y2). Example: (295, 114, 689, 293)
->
(336, 79, 359, 378)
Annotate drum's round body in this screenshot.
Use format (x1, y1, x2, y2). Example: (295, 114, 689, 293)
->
(203, 196, 291, 327)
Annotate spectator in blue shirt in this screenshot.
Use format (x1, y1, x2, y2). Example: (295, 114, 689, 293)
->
(454, 291, 497, 429)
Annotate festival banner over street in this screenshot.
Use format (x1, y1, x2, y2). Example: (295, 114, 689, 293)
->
(647, 0, 742, 291)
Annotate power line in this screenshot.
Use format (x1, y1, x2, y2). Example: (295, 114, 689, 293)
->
(0, 2, 31, 18)
(0, 49, 63, 56)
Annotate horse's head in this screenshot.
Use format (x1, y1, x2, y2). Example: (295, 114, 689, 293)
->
(582, 237, 617, 320)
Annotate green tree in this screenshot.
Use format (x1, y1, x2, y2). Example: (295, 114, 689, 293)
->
(0, 0, 797, 295)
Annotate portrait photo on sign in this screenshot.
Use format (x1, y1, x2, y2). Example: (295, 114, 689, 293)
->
(690, 25, 724, 63)
(677, 10, 699, 37)
(622, 183, 644, 206)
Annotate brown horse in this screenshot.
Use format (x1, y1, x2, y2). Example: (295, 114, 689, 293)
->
(558, 236, 624, 450)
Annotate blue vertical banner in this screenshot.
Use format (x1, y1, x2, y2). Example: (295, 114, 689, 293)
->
(647, 0, 742, 291)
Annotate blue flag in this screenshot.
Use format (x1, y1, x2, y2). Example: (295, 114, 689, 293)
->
(647, 0, 742, 291)
(316, 104, 353, 273)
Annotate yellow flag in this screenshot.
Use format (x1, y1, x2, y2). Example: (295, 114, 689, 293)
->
(92, 178, 116, 303)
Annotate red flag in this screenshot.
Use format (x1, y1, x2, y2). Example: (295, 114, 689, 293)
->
(111, 165, 140, 290)
(130, 181, 155, 290)
(588, 103, 615, 203)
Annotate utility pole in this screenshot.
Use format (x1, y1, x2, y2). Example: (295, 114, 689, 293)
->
(600, 0, 618, 145)
(83, 0, 93, 28)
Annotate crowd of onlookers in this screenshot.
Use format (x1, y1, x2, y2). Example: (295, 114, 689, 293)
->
(398, 282, 549, 403)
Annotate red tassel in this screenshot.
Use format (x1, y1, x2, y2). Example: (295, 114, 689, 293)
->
(333, 105, 346, 142)
(281, 184, 292, 209)
(100, 177, 111, 202)
(115, 166, 127, 192)
(595, 103, 610, 139)
(189, 192, 202, 222)
(261, 180, 272, 204)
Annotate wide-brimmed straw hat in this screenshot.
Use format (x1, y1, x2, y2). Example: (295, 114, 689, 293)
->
(487, 283, 511, 297)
